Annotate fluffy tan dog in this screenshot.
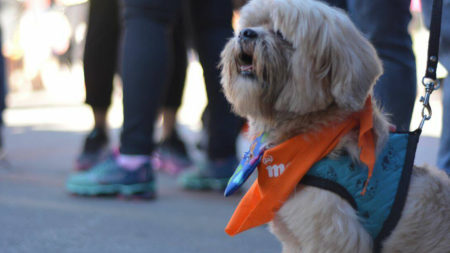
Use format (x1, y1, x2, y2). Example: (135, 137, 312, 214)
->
(220, 0, 450, 252)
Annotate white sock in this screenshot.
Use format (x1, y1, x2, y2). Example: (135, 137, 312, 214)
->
(117, 154, 150, 171)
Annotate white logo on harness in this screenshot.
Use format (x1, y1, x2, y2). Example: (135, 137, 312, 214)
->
(266, 164, 285, 178)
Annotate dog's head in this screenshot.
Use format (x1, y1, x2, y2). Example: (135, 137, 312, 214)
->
(220, 0, 382, 122)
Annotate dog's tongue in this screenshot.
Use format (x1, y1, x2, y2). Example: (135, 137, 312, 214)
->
(240, 65, 253, 72)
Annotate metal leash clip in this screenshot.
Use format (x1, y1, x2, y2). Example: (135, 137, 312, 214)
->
(419, 76, 441, 129)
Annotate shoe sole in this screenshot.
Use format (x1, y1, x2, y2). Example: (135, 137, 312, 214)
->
(66, 182, 156, 198)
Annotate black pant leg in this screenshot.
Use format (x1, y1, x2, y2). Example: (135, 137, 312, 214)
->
(161, 16, 187, 110)
(83, 0, 121, 110)
(190, 0, 243, 160)
(119, 0, 181, 155)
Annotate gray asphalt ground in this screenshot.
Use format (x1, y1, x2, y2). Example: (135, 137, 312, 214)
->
(0, 125, 282, 253)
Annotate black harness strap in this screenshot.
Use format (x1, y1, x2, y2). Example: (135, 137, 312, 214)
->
(373, 130, 421, 253)
(301, 175, 358, 209)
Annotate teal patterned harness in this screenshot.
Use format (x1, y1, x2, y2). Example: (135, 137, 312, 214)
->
(303, 133, 409, 239)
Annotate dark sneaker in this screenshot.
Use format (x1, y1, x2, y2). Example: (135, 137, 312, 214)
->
(67, 157, 155, 198)
(75, 127, 109, 171)
(178, 156, 238, 191)
(153, 131, 191, 175)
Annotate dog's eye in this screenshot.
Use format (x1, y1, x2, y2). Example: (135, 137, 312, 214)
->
(276, 30, 285, 40)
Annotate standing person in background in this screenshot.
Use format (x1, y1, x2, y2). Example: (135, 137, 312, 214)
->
(0, 29, 6, 154)
(153, 12, 193, 175)
(422, 0, 450, 175)
(177, 0, 243, 189)
(76, 0, 191, 173)
(67, 0, 242, 197)
(324, 0, 417, 132)
(75, 0, 121, 171)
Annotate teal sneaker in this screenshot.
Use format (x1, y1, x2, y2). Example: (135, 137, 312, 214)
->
(67, 157, 155, 198)
(178, 156, 238, 191)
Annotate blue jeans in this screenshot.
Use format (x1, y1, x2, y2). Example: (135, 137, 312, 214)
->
(438, 82, 450, 174)
(324, 0, 417, 132)
(423, 0, 450, 174)
(119, 0, 242, 159)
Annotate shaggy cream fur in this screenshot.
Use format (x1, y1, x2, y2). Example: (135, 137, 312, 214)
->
(220, 0, 450, 252)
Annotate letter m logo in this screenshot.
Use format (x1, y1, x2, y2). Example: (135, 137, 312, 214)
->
(266, 164, 285, 178)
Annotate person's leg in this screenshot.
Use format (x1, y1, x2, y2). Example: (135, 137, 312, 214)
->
(160, 15, 187, 141)
(347, 0, 417, 131)
(119, 0, 180, 155)
(422, 0, 450, 175)
(84, 0, 120, 127)
(191, 0, 242, 161)
(435, 1, 450, 175)
(155, 15, 192, 174)
(0, 30, 6, 152)
(322, 0, 416, 131)
(438, 81, 450, 175)
(76, 0, 121, 171)
(179, 0, 243, 190)
(67, 0, 181, 197)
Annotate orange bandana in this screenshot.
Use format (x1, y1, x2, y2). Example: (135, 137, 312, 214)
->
(225, 98, 375, 236)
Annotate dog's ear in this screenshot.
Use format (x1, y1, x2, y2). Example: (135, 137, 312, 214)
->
(276, 2, 383, 113)
(323, 11, 383, 111)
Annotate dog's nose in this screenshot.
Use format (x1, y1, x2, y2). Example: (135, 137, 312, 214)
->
(239, 28, 258, 40)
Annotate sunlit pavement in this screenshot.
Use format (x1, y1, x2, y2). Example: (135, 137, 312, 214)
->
(0, 119, 281, 253)
(0, 128, 284, 253)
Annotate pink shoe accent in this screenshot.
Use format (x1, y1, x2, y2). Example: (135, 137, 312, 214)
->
(151, 152, 190, 176)
(112, 147, 120, 157)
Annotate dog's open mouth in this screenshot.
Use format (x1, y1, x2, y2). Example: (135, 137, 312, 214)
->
(238, 52, 255, 77)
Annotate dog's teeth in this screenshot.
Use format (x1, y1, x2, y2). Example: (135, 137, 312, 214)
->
(240, 65, 253, 72)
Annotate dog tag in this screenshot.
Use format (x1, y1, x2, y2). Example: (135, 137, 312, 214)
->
(224, 134, 267, 196)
